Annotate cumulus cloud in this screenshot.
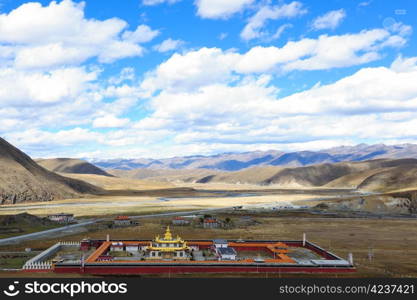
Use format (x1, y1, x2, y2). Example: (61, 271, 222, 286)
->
(122, 24, 159, 44)
(141, 27, 408, 94)
(8, 54, 417, 158)
(0, 67, 98, 106)
(311, 9, 346, 31)
(0, 0, 159, 68)
(241, 1, 307, 41)
(195, 0, 255, 19)
(0, 0, 158, 154)
(1, 1, 415, 159)
(6, 128, 103, 155)
(129, 55, 417, 155)
(153, 38, 184, 52)
(140, 47, 241, 93)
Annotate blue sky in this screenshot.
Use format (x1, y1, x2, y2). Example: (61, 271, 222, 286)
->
(0, 0, 416, 159)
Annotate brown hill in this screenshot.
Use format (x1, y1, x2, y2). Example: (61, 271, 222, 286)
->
(108, 168, 218, 182)
(262, 159, 417, 188)
(358, 165, 417, 192)
(0, 212, 55, 226)
(61, 173, 175, 190)
(195, 166, 283, 185)
(325, 168, 391, 188)
(0, 137, 103, 204)
(36, 158, 113, 177)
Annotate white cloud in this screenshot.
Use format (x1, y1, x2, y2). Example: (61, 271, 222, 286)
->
(311, 9, 346, 31)
(93, 115, 130, 128)
(108, 67, 135, 85)
(7, 55, 417, 159)
(130, 55, 417, 153)
(386, 21, 412, 37)
(142, 0, 180, 6)
(195, 0, 255, 19)
(140, 47, 240, 93)
(141, 27, 407, 94)
(241, 1, 307, 41)
(1, 1, 415, 159)
(7, 128, 103, 150)
(218, 32, 228, 40)
(153, 38, 184, 52)
(391, 55, 417, 72)
(0, 0, 159, 68)
(280, 29, 390, 71)
(0, 65, 140, 136)
(358, 1, 372, 7)
(122, 24, 159, 44)
(270, 23, 293, 40)
(0, 67, 98, 105)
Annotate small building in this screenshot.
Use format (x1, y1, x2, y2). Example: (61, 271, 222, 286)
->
(47, 213, 74, 223)
(213, 239, 228, 249)
(126, 245, 139, 253)
(113, 216, 132, 227)
(203, 218, 220, 228)
(110, 242, 124, 252)
(172, 216, 190, 226)
(217, 247, 237, 261)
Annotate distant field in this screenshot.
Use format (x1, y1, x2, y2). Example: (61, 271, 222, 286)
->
(61, 173, 175, 190)
(1, 212, 416, 277)
(0, 193, 322, 218)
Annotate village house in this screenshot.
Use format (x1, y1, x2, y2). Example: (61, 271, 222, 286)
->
(171, 216, 190, 226)
(203, 218, 221, 228)
(47, 213, 74, 224)
(113, 216, 133, 227)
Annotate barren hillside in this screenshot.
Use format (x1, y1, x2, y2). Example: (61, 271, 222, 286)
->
(0, 137, 103, 204)
(36, 158, 113, 177)
(115, 158, 417, 192)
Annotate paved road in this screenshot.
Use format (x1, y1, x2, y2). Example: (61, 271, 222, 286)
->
(0, 219, 99, 245)
(0, 206, 235, 246)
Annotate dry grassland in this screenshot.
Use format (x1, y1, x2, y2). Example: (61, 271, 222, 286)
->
(0, 194, 321, 218)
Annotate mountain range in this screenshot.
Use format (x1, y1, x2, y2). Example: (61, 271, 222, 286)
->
(91, 143, 417, 171)
(106, 158, 417, 192)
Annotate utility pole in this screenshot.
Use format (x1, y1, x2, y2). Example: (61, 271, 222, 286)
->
(368, 247, 374, 262)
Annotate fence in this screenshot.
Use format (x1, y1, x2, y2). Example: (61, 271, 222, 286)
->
(22, 241, 80, 270)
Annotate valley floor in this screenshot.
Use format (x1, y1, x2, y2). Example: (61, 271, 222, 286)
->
(0, 187, 351, 218)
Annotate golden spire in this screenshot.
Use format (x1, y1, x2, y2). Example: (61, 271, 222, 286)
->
(164, 226, 172, 240)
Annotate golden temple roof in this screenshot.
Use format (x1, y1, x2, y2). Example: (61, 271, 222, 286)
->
(164, 226, 172, 240)
(149, 226, 189, 251)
